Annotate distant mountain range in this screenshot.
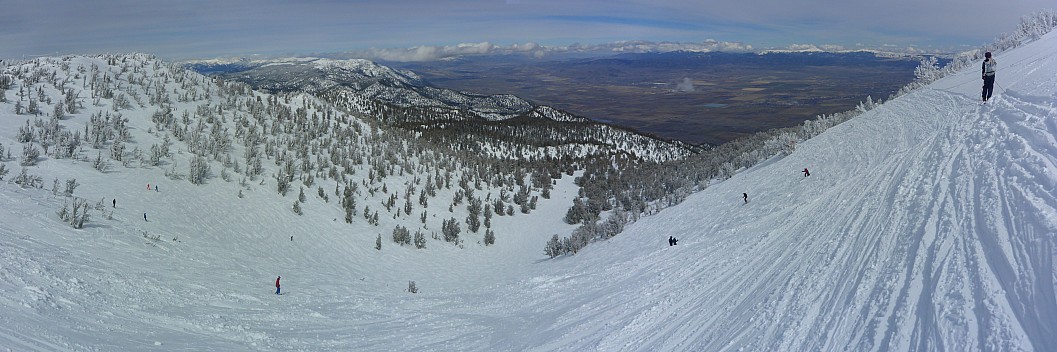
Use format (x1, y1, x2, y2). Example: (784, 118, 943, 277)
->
(188, 57, 700, 162)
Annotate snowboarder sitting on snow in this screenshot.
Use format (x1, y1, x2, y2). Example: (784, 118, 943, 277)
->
(982, 51, 997, 103)
(802, 168, 810, 177)
(276, 276, 281, 295)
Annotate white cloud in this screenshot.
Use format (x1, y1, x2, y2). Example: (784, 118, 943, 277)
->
(675, 77, 695, 93)
(339, 39, 758, 62)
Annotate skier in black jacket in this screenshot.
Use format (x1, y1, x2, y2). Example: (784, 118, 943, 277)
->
(981, 52, 997, 103)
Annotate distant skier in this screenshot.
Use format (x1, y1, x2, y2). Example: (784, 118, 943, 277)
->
(112, 199, 116, 208)
(802, 168, 810, 177)
(143, 212, 148, 221)
(155, 185, 159, 192)
(982, 51, 997, 103)
(147, 183, 150, 191)
(743, 192, 748, 204)
(275, 276, 281, 295)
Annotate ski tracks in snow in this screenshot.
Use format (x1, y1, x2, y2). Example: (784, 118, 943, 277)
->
(514, 65, 1057, 351)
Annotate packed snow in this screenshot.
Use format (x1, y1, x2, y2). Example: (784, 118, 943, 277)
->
(2, 31, 1057, 351)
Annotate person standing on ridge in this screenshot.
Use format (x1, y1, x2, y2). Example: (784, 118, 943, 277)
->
(275, 276, 281, 295)
(982, 51, 997, 103)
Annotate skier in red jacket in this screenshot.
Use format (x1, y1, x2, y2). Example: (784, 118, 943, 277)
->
(275, 276, 281, 295)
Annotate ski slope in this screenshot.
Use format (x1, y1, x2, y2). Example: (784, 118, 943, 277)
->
(500, 32, 1057, 351)
(1, 31, 1056, 351)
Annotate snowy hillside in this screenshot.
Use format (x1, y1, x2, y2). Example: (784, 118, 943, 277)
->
(191, 56, 697, 162)
(499, 31, 1057, 350)
(2, 30, 1057, 352)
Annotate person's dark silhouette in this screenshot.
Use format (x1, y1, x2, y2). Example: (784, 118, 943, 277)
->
(982, 51, 997, 103)
(743, 193, 748, 204)
(803, 168, 810, 177)
(276, 276, 281, 295)
(668, 236, 674, 246)
(112, 199, 116, 208)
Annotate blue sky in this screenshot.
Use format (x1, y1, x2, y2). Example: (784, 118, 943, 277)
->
(0, 0, 1052, 61)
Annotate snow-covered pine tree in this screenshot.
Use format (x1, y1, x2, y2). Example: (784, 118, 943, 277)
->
(71, 198, 90, 229)
(148, 144, 163, 166)
(544, 234, 562, 258)
(53, 102, 65, 119)
(466, 197, 482, 232)
(392, 225, 411, 245)
(110, 140, 124, 161)
(64, 178, 79, 197)
(414, 230, 426, 249)
(442, 217, 460, 243)
(27, 99, 40, 115)
(20, 143, 40, 166)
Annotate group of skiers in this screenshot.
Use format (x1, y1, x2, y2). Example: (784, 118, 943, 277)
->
(739, 168, 808, 204)
(141, 183, 161, 221)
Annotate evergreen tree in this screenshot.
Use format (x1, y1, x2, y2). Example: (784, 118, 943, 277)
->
(544, 234, 563, 258)
(189, 156, 209, 184)
(442, 217, 460, 243)
(20, 143, 40, 166)
(392, 225, 411, 245)
(414, 230, 426, 249)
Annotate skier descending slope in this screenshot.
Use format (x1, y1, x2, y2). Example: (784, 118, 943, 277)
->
(275, 276, 281, 295)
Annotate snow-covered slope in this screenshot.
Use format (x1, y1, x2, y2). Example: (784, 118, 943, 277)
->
(498, 31, 1057, 351)
(2, 31, 1056, 352)
(194, 57, 537, 120)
